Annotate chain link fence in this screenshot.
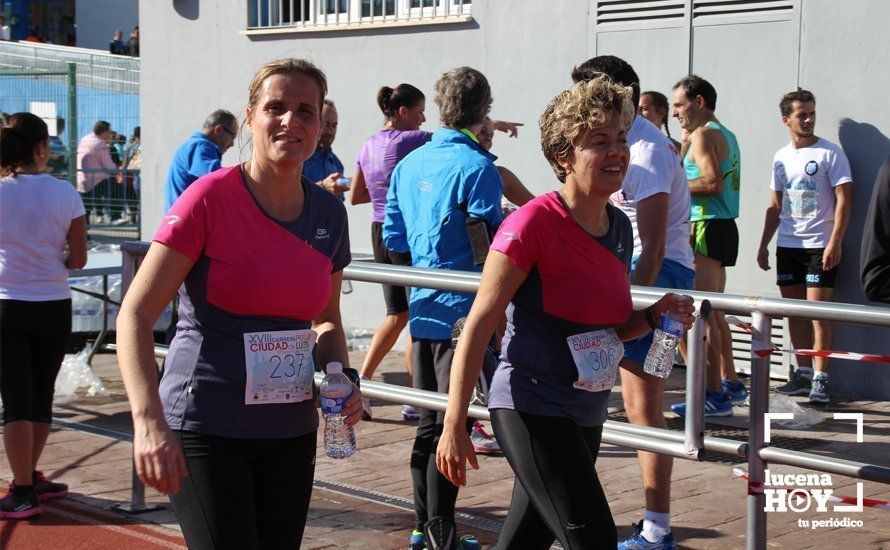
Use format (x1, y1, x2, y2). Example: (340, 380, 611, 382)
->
(0, 42, 140, 242)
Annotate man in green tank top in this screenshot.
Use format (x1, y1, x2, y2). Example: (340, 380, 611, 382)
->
(669, 75, 743, 419)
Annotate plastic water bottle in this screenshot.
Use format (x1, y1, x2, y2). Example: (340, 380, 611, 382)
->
(644, 313, 687, 378)
(320, 362, 356, 459)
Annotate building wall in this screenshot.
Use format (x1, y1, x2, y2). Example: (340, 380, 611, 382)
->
(795, 0, 890, 398)
(76, 0, 138, 51)
(140, 0, 890, 398)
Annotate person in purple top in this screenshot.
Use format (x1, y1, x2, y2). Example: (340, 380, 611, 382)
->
(350, 83, 432, 421)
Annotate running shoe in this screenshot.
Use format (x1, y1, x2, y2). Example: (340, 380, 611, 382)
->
(470, 421, 501, 455)
(402, 405, 421, 421)
(809, 376, 830, 404)
(32, 471, 68, 501)
(775, 369, 812, 396)
(671, 388, 733, 417)
(0, 488, 42, 519)
(409, 529, 426, 550)
(722, 379, 749, 405)
(459, 535, 481, 549)
(618, 522, 677, 550)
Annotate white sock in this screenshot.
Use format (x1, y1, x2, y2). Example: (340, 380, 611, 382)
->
(797, 367, 814, 380)
(814, 371, 828, 381)
(641, 510, 670, 542)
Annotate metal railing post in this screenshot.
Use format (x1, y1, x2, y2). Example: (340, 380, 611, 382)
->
(112, 243, 163, 515)
(747, 311, 772, 549)
(84, 274, 108, 366)
(684, 300, 711, 458)
(66, 62, 77, 190)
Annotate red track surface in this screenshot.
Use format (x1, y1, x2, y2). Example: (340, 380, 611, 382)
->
(0, 496, 185, 549)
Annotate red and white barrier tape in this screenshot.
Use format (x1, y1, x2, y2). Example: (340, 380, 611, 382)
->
(732, 465, 890, 511)
(726, 316, 890, 363)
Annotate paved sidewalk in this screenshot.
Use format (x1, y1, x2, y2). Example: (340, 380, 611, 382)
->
(2, 349, 889, 549)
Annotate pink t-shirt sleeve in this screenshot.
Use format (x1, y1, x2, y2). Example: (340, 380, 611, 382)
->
(153, 177, 211, 262)
(490, 205, 541, 273)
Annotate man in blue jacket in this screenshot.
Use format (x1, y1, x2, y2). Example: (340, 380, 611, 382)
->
(383, 66, 502, 550)
(303, 99, 349, 198)
(164, 110, 238, 212)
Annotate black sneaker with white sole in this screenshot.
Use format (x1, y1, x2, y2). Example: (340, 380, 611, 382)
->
(776, 369, 811, 396)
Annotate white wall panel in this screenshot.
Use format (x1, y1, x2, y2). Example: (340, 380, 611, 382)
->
(691, 20, 798, 299)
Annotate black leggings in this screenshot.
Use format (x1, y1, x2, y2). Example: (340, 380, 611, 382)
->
(0, 299, 72, 424)
(411, 338, 472, 531)
(490, 409, 616, 549)
(169, 430, 317, 550)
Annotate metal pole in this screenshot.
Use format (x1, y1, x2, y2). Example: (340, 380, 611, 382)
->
(607, 420, 748, 458)
(343, 263, 890, 327)
(685, 300, 711, 458)
(66, 62, 78, 190)
(85, 274, 108, 366)
(339, 376, 697, 459)
(747, 311, 772, 550)
(759, 446, 890, 484)
(631, 286, 890, 327)
(111, 245, 163, 515)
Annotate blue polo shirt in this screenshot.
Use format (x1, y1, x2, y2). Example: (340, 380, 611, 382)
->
(164, 132, 222, 213)
(303, 148, 344, 184)
(383, 128, 503, 340)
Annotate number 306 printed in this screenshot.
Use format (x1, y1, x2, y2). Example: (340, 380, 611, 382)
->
(586, 349, 618, 371)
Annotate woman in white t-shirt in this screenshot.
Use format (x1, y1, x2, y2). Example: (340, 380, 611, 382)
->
(0, 113, 88, 519)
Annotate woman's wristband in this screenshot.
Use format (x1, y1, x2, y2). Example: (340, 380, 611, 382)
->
(645, 306, 659, 331)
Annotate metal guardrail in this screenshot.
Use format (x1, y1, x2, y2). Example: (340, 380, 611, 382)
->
(116, 241, 890, 548)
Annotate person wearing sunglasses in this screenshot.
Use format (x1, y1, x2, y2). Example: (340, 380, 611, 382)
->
(164, 109, 239, 212)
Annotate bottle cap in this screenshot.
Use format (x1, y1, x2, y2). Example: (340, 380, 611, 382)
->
(326, 362, 343, 374)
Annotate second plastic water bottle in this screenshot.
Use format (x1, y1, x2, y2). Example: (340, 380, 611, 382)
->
(320, 362, 356, 459)
(644, 313, 686, 378)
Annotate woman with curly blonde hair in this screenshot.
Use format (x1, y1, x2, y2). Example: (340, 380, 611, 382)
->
(436, 77, 695, 549)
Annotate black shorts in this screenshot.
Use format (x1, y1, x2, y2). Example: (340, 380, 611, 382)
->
(371, 221, 412, 315)
(1, 299, 72, 424)
(776, 246, 837, 288)
(690, 218, 739, 267)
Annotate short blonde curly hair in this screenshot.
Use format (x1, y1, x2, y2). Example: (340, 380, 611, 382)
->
(539, 76, 635, 183)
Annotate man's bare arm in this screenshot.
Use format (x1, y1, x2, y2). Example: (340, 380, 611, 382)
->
(757, 190, 783, 271)
(688, 128, 725, 197)
(823, 183, 852, 271)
